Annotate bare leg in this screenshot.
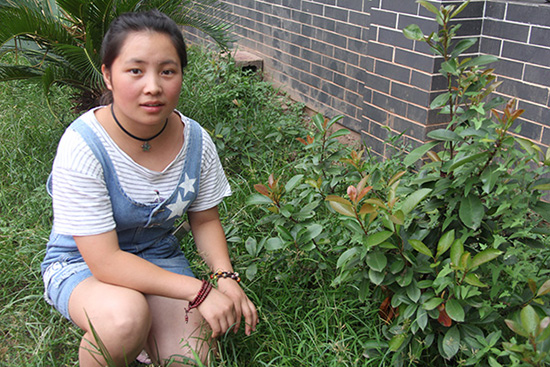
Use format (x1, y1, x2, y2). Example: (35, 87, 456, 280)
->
(145, 295, 214, 366)
(68, 277, 152, 367)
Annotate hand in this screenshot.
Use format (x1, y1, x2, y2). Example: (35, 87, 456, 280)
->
(196, 287, 236, 338)
(217, 278, 259, 336)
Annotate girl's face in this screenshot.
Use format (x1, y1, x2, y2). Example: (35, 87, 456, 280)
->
(102, 31, 183, 128)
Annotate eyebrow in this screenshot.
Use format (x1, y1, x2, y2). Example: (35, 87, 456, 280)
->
(125, 58, 179, 66)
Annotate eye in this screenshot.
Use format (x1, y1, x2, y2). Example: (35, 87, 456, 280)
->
(161, 69, 176, 76)
(129, 68, 142, 75)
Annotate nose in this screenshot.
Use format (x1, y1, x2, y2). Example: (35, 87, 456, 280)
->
(144, 74, 162, 95)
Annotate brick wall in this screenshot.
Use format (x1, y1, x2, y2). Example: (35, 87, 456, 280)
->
(184, 0, 550, 157)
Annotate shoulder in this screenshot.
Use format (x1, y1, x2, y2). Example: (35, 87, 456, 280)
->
(54, 110, 103, 175)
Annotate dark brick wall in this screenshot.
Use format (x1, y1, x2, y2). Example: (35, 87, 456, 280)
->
(184, 0, 550, 156)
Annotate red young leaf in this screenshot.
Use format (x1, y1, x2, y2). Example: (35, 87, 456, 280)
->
(254, 184, 270, 197)
(437, 304, 453, 327)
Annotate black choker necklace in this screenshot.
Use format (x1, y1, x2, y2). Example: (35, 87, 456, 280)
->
(110, 104, 168, 152)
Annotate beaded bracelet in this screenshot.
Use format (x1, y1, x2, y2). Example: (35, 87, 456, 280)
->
(185, 280, 213, 323)
(210, 270, 241, 283)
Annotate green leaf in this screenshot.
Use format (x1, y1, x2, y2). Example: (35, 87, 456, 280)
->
(246, 263, 258, 280)
(245, 237, 258, 257)
(265, 237, 284, 251)
(448, 152, 488, 172)
(403, 141, 439, 167)
(469, 249, 503, 271)
(366, 231, 394, 248)
(409, 239, 433, 258)
(537, 279, 550, 297)
(436, 230, 455, 259)
(442, 326, 461, 359)
(459, 195, 484, 230)
(423, 297, 444, 311)
(464, 273, 488, 288)
(301, 224, 323, 242)
(419, 0, 440, 15)
(336, 247, 360, 268)
(329, 128, 350, 139)
(450, 239, 464, 268)
(450, 38, 477, 59)
(369, 269, 385, 285)
(246, 194, 273, 205)
(401, 188, 432, 215)
(520, 305, 539, 336)
(285, 174, 304, 192)
(461, 54, 498, 69)
(366, 251, 387, 272)
(533, 201, 550, 222)
(406, 283, 421, 303)
(403, 24, 424, 41)
(446, 299, 465, 322)
(430, 92, 451, 109)
(389, 334, 406, 351)
(505, 319, 529, 337)
(427, 128, 462, 142)
(328, 200, 356, 217)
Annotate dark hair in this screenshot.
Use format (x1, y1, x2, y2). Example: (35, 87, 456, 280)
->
(100, 10, 187, 104)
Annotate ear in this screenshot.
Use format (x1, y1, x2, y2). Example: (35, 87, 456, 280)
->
(102, 65, 113, 90)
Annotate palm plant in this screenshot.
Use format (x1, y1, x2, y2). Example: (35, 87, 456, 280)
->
(0, 0, 233, 113)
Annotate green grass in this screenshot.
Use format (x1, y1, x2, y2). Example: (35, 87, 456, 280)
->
(0, 47, 385, 366)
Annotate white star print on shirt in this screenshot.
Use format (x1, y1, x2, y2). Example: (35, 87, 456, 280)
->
(165, 174, 196, 221)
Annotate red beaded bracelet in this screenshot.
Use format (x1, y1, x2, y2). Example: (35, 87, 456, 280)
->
(210, 270, 241, 283)
(185, 280, 213, 323)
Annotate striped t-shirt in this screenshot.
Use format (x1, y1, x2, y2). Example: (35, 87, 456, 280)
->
(50, 108, 231, 236)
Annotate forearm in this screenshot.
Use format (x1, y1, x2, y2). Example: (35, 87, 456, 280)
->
(74, 231, 202, 301)
(188, 207, 233, 272)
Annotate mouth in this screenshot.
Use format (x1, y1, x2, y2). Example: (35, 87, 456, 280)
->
(141, 102, 164, 107)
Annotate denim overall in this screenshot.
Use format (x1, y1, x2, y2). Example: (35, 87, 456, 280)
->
(41, 115, 202, 320)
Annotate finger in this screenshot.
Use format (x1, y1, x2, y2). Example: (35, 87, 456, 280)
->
(242, 300, 258, 335)
(233, 302, 243, 333)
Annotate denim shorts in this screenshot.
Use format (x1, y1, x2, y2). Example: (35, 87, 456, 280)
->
(41, 237, 195, 322)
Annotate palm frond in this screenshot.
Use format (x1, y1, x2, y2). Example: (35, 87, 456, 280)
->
(0, 64, 43, 82)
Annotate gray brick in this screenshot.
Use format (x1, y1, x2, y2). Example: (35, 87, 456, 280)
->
(281, 0, 300, 10)
(301, 24, 316, 38)
(361, 130, 386, 157)
(391, 82, 431, 107)
(312, 63, 335, 81)
(407, 103, 429, 124)
(301, 48, 323, 65)
(291, 9, 312, 24)
(317, 29, 347, 47)
(367, 42, 393, 62)
(336, 0, 363, 12)
(369, 9, 397, 28)
(300, 70, 321, 87)
(314, 0, 336, 5)
(281, 19, 301, 33)
(374, 59, 410, 84)
(324, 6, 349, 22)
(486, 1, 506, 20)
(311, 39, 335, 57)
(506, 3, 550, 27)
(349, 11, 370, 27)
(451, 19, 483, 38)
(484, 19, 529, 43)
(361, 55, 374, 72)
(498, 77, 549, 105)
(302, 1, 324, 15)
(494, 59, 524, 80)
(427, 108, 451, 126)
(378, 27, 413, 49)
(395, 49, 435, 73)
(348, 38, 368, 54)
(502, 41, 550, 67)
(524, 65, 550, 88)
(531, 27, 550, 48)
(336, 22, 362, 40)
(391, 115, 426, 141)
(543, 127, 550, 145)
(398, 14, 439, 37)
(365, 72, 391, 94)
(517, 99, 550, 128)
(511, 117, 542, 141)
(381, 0, 418, 15)
(480, 36, 502, 56)
(272, 5, 291, 18)
(373, 91, 408, 117)
(334, 47, 360, 66)
(313, 16, 336, 32)
(264, 14, 282, 28)
(323, 55, 346, 74)
(347, 63, 367, 83)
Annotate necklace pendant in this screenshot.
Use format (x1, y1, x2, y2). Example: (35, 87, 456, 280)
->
(141, 141, 151, 152)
